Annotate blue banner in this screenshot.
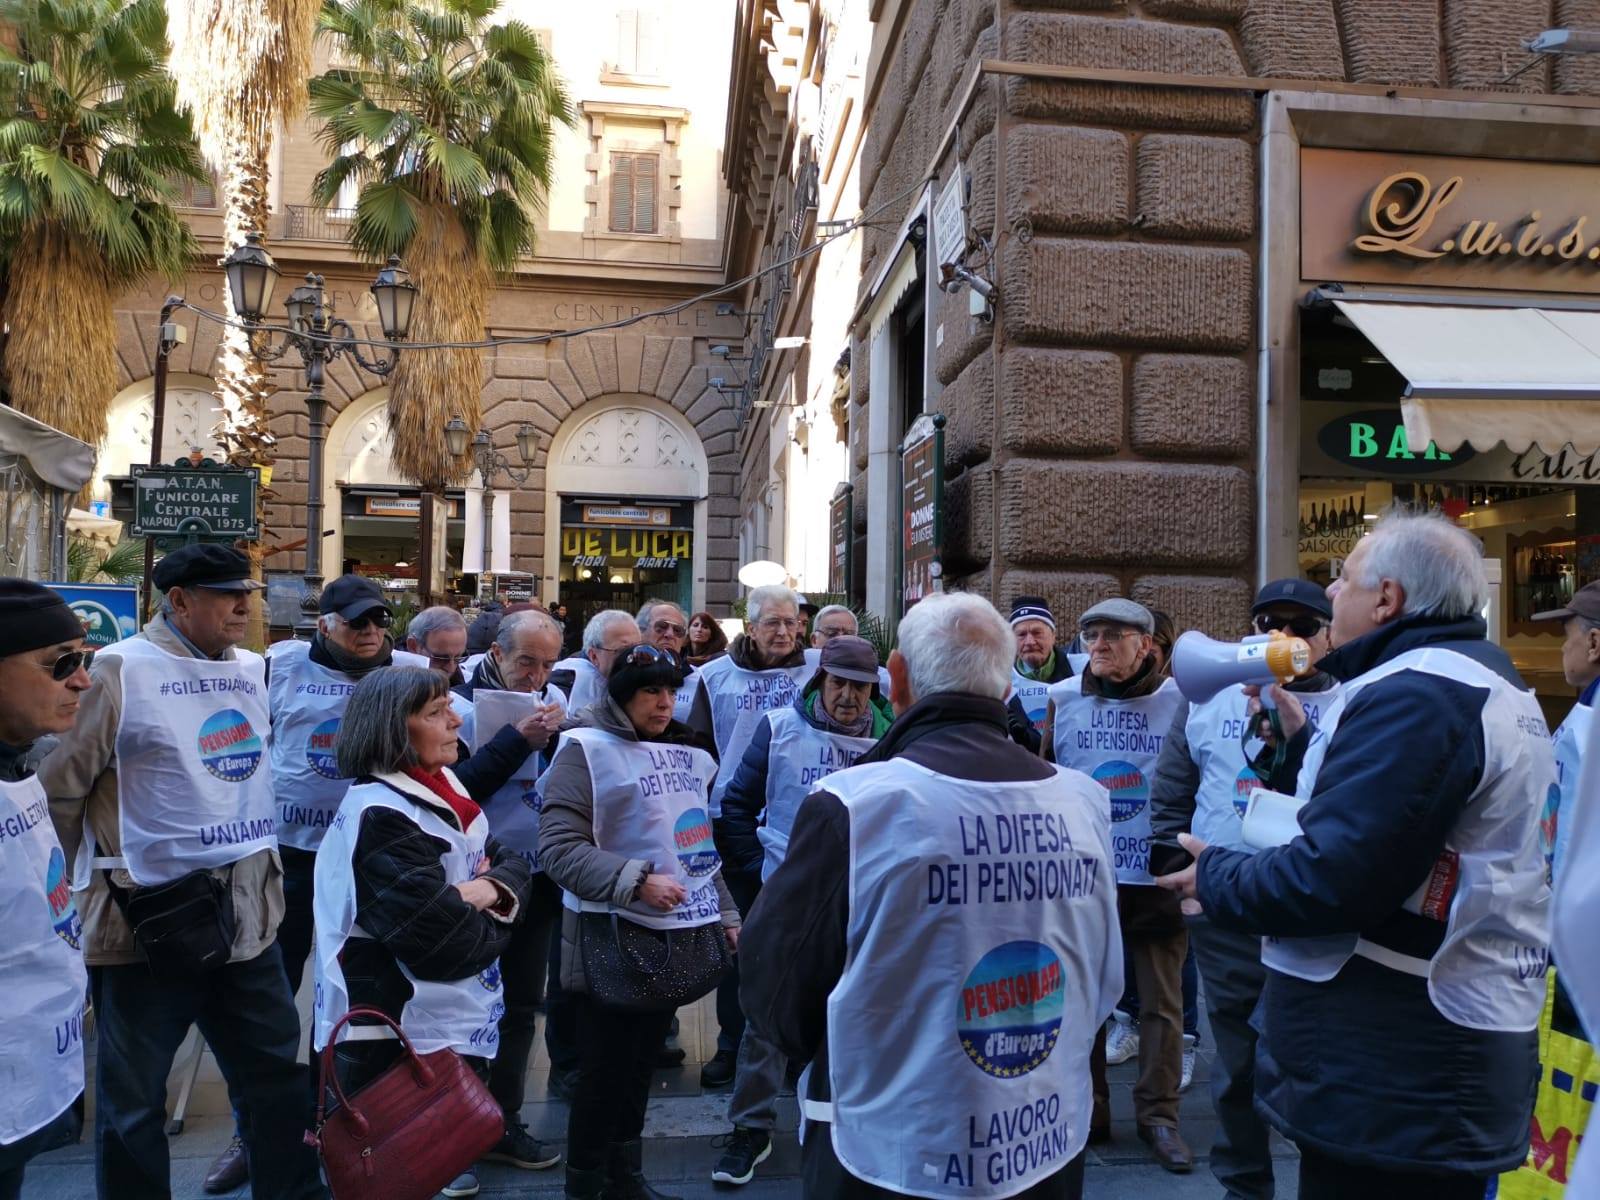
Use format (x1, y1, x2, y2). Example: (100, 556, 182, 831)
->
(45, 583, 140, 648)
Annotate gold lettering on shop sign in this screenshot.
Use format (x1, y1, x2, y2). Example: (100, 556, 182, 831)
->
(1352, 171, 1600, 266)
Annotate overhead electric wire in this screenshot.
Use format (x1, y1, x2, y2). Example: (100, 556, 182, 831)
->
(172, 169, 937, 354)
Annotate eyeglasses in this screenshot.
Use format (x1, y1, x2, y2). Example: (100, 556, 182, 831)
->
(618, 645, 674, 670)
(816, 625, 854, 640)
(1080, 627, 1136, 646)
(48, 649, 92, 681)
(1254, 613, 1328, 639)
(651, 620, 687, 637)
(343, 610, 393, 631)
(426, 652, 465, 666)
(756, 617, 800, 631)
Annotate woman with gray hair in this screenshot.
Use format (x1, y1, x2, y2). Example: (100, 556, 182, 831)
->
(311, 666, 538, 1198)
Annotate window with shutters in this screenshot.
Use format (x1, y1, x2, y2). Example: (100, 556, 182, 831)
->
(609, 152, 659, 234)
(171, 173, 218, 209)
(603, 7, 665, 85)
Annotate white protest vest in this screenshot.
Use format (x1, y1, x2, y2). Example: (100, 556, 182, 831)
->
(1261, 647, 1553, 1033)
(759, 706, 876, 882)
(0, 776, 88, 1145)
(1184, 682, 1342, 853)
(312, 775, 504, 1056)
(545, 727, 722, 930)
(1010, 667, 1053, 735)
(1048, 676, 1183, 886)
(556, 656, 607, 712)
(699, 654, 811, 816)
(672, 669, 701, 725)
(815, 758, 1121, 1199)
(459, 683, 567, 873)
(1549, 701, 1591, 883)
(95, 637, 275, 886)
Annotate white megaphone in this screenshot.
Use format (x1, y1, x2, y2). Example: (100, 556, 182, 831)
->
(1171, 631, 1313, 705)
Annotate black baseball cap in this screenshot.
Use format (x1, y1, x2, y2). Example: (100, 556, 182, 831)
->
(1251, 578, 1332, 621)
(1532, 580, 1600, 624)
(152, 544, 263, 593)
(319, 574, 391, 620)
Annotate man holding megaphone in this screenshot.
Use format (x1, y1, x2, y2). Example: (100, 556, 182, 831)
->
(1149, 579, 1341, 1200)
(1041, 598, 1192, 1173)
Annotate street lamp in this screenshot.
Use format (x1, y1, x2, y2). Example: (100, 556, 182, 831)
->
(458, 418, 538, 577)
(220, 234, 419, 636)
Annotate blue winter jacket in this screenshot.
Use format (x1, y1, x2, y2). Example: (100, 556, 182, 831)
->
(1196, 613, 1541, 1176)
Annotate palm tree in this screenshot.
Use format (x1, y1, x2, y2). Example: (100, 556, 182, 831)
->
(309, 0, 572, 489)
(0, 0, 204, 450)
(164, 0, 320, 470)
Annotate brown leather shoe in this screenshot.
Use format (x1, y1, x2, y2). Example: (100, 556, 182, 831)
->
(1137, 1124, 1194, 1173)
(202, 1136, 249, 1194)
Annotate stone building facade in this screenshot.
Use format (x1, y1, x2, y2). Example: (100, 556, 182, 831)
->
(99, 0, 748, 625)
(830, 0, 1600, 638)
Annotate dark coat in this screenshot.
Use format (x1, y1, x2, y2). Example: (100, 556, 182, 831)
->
(1005, 651, 1075, 754)
(1196, 613, 1540, 1176)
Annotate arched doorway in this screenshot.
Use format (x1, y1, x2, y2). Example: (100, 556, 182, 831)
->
(96, 374, 228, 505)
(544, 396, 708, 620)
(323, 389, 465, 589)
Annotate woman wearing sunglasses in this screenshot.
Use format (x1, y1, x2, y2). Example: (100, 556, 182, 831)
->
(539, 645, 740, 1200)
(0, 580, 93, 1200)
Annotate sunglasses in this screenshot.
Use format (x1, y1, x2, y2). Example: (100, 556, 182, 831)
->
(1254, 613, 1327, 639)
(651, 620, 688, 636)
(618, 645, 674, 670)
(49, 649, 93, 681)
(344, 609, 394, 631)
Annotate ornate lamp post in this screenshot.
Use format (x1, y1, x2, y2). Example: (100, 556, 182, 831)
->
(447, 415, 537, 578)
(221, 234, 418, 636)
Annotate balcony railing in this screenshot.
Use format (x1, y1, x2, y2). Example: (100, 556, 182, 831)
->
(283, 205, 357, 242)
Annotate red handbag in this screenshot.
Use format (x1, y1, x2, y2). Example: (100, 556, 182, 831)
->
(305, 1006, 506, 1200)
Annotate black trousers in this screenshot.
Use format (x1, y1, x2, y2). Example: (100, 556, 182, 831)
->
(0, 1104, 80, 1200)
(714, 866, 762, 1054)
(566, 998, 675, 1171)
(276, 844, 318, 996)
(1297, 1147, 1487, 1200)
(802, 1135, 1085, 1199)
(488, 872, 562, 1119)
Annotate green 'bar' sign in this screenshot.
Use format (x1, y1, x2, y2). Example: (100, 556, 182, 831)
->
(131, 465, 260, 540)
(1315, 408, 1475, 475)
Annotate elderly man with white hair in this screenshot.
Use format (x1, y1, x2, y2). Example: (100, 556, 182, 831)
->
(741, 592, 1122, 1200)
(551, 609, 641, 712)
(688, 582, 812, 1087)
(1160, 510, 1555, 1200)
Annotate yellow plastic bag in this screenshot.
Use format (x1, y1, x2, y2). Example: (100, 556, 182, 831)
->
(1496, 968, 1597, 1198)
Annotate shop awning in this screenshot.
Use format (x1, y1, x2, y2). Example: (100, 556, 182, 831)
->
(1332, 299, 1600, 455)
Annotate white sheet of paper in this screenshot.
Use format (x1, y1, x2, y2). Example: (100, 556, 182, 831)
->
(469, 689, 541, 752)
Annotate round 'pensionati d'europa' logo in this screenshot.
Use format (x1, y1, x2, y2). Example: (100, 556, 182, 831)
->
(1233, 767, 1259, 819)
(673, 807, 719, 878)
(47, 847, 82, 950)
(957, 941, 1065, 1078)
(306, 718, 343, 780)
(479, 960, 502, 992)
(197, 709, 263, 782)
(1092, 759, 1149, 823)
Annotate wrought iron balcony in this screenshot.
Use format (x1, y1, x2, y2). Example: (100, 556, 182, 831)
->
(283, 205, 357, 242)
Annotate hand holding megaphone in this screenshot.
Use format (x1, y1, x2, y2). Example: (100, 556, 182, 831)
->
(1242, 682, 1308, 743)
(1171, 631, 1314, 705)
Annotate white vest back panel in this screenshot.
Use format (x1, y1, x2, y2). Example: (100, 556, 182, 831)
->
(544, 727, 721, 930)
(458, 683, 567, 873)
(698, 654, 811, 817)
(312, 778, 504, 1056)
(102, 637, 276, 885)
(1010, 669, 1053, 735)
(0, 776, 88, 1144)
(759, 706, 876, 881)
(1549, 702, 1591, 883)
(1261, 647, 1553, 1033)
(823, 758, 1122, 1199)
(266, 639, 355, 851)
(556, 656, 607, 713)
(1047, 676, 1184, 885)
(672, 670, 701, 724)
(1184, 683, 1342, 852)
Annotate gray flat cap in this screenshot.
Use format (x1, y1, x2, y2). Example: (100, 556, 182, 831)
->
(1078, 598, 1154, 634)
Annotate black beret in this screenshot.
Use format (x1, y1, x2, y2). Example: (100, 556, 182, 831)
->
(0, 578, 89, 657)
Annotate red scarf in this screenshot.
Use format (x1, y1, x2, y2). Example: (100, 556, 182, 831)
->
(402, 766, 481, 830)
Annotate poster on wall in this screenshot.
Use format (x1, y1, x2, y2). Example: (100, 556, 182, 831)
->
(901, 413, 946, 613)
(829, 482, 853, 596)
(45, 583, 139, 648)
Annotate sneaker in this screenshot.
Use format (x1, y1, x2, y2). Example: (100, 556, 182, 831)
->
(1180, 1034, 1198, 1092)
(1105, 1013, 1140, 1066)
(700, 1047, 737, 1089)
(485, 1121, 561, 1170)
(710, 1127, 773, 1185)
(439, 1171, 480, 1198)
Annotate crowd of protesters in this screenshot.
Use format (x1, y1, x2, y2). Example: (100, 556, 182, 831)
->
(2, 506, 1596, 1200)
